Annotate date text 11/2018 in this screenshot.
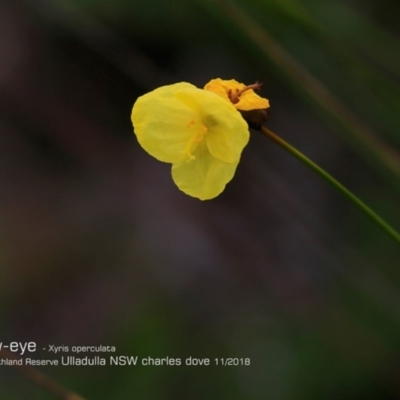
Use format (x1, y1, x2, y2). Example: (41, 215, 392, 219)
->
(215, 358, 250, 366)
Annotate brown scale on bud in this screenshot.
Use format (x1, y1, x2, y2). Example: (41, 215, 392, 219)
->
(240, 109, 270, 131)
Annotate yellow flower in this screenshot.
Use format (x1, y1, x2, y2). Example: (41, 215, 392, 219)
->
(204, 78, 270, 111)
(131, 82, 249, 200)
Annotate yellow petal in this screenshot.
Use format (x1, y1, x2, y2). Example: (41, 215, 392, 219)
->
(204, 78, 241, 101)
(206, 116, 249, 163)
(131, 83, 201, 163)
(204, 78, 270, 111)
(175, 88, 249, 163)
(132, 81, 252, 200)
(203, 78, 232, 102)
(236, 90, 270, 111)
(171, 141, 239, 200)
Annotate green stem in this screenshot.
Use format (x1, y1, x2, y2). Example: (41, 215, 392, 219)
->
(260, 126, 400, 245)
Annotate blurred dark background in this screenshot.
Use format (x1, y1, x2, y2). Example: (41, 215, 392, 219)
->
(1, 0, 400, 399)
